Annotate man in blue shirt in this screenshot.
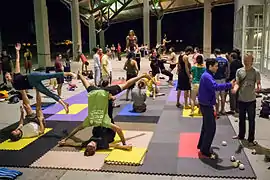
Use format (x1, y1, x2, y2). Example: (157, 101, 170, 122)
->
(213, 49, 229, 115)
(198, 58, 233, 158)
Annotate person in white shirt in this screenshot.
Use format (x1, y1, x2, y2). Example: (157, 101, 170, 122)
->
(93, 48, 101, 86)
(10, 91, 45, 141)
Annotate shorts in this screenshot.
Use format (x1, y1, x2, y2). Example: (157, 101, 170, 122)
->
(86, 85, 122, 96)
(215, 79, 226, 97)
(24, 60, 32, 69)
(24, 113, 41, 126)
(133, 103, 146, 113)
(191, 83, 199, 98)
(57, 77, 64, 84)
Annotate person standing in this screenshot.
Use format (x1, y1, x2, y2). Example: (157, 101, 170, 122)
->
(0, 50, 12, 84)
(197, 58, 233, 158)
(101, 49, 112, 81)
(24, 49, 32, 74)
(227, 52, 243, 115)
(117, 43, 121, 61)
(55, 54, 64, 97)
(93, 48, 101, 86)
(232, 54, 261, 146)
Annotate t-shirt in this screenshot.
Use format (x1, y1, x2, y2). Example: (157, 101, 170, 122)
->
(236, 67, 260, 102)
(0, 55, 12, 71)
(191, 65, 206, 84)
(82, 90, 111, 128)
(55, 59, 63, 72)
(108, 58, 112, 72)
(228, 59, 243, 81)
(12, 73, 33, 90)
(131, 88, 147, 106)
(102, 55, 109, 76)
(214, 56, 228, 80)
(93, 53, 100, 68)
(21, 122, 39, 138)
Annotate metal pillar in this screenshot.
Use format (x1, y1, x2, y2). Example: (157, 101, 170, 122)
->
(203, 0, 212, 58)
(157, 18, 162, 45)
(143, 0, 150, 46)
(99, 30, 105, 51)
(89, 15, 96, 55)
(71, 0, 82, 60)
(33, 0, 51, 68)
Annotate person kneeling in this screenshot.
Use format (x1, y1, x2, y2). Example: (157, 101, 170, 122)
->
(132, 80, 147, 113)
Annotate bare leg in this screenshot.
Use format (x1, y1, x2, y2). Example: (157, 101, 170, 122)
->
(57, 83, 63, 97)
(220, 92, 226, 114)
(77, 72, 94, 89)
(184, 90, 190, 108)
(126, 89, 130, 101)
(20, 90, 33, 115)
(176, 90, 181, 107)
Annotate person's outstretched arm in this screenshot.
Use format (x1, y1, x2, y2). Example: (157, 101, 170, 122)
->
(16, 106, 25, 130)
(15, 43, 21, 74)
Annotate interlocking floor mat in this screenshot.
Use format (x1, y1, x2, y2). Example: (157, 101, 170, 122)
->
(31, 102, 55, 110)
(0, 128, 52, 150)
(30, 151, 107, 170)
(0, 121, 79, 167)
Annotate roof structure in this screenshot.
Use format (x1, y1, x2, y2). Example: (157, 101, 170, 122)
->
(60, 0, 233, 29)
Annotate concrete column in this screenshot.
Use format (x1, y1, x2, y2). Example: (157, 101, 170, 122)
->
(203, 0, 212, 58)
(71, 0, 82, 60)
(99, 30, 105, 51)
(143, 0, 150, 46)
(89, 15, 96, 55)
(157, 19, 162, 45)
(33, 0, 51, 68)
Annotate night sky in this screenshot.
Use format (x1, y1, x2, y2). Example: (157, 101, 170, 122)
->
(0, 0, 234, 52)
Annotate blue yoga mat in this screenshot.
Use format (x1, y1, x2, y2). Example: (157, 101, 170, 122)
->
(117, 103, 141, 116)
(0, 168, 22, 179)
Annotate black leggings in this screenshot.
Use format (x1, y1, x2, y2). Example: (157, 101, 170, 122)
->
(161, 69, 173, 81)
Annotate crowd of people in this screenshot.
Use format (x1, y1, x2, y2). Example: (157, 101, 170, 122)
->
(0, 29, 264, 160)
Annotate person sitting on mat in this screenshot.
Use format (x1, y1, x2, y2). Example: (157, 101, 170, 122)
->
(131, 80, 147, 113)
(10, 91, 45, 141)
(143, 71, 165, 100)
(59, 72, 151, 156)
(5, 43, 76, 114)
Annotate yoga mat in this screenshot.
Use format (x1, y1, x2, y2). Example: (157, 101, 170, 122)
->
(30, 151, 107, 170)
(167, 89, 184, 102)
(57, 104, 87, 115)
(46, 108, 88, 121)
(105, 147, 147, 165)
(182, 107, 202, 118)
(0, 128, 52, 150)
(117, 103, 163, 117)
(114, 116, 160, 124)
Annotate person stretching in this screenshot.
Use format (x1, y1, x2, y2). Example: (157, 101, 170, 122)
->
(197, 58, 234, 159)
(59, 72, 151, 156)
(143, 71, 165, 99)
(132, 80, 147, 113)
(5, 43, 76, 113)
(10, 91, 45, 141)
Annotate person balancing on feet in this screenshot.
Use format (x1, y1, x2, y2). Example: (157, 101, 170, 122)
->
(197, 58, 234, 159)
(59, 72, 151, 156)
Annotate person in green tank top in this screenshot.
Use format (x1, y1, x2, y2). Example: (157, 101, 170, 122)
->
(190, 55, 206, 116)
(59, 72, 151, 156)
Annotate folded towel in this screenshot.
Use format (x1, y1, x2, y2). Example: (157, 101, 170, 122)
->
(0, 168, 22, 180)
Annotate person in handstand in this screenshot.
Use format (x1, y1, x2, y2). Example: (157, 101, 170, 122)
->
(59, 72, 151, 156)
(10, 90, 45, 141)
(5, 43, 76, 113)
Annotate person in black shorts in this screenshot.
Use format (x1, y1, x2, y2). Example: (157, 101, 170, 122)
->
(58, 72, 151, 156)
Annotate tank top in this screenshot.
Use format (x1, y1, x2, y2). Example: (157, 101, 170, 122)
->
(127, 36, 137, 51)
(125, 60, 137, 75)
(178, 60, 190, 76)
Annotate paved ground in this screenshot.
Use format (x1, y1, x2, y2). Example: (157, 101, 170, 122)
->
(0, 56, 269, 180)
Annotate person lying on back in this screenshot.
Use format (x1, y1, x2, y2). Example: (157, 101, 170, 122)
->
(10, 91, 45, 141)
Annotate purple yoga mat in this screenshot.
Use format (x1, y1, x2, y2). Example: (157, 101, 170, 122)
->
(167, 89, 184, 102)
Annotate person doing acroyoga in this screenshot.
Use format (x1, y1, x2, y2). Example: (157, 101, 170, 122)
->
(5, 44, 76, 113)
(59, 72, 151, 156)
(143, 71, 165, 99)
(10, 90, 45, 141)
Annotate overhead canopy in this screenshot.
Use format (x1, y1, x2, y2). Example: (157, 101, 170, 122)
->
(61, 0, 233, 27)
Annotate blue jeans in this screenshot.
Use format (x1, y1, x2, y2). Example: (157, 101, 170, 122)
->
(27, 72, 64, 101)
(197, 104, 216, 156)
